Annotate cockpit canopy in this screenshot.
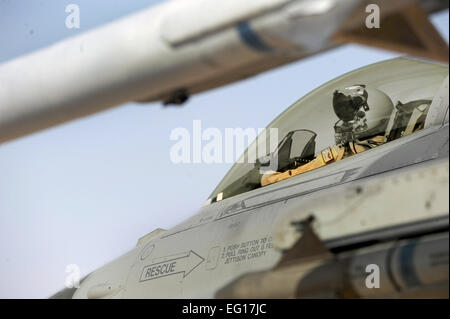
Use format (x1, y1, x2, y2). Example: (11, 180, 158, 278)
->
(207, 58, 449, 204)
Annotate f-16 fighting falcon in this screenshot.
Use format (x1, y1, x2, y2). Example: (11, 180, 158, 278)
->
(0, 0, 448, 299)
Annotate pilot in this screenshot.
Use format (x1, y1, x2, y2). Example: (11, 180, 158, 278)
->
(261, 85, 396, 187)
(332, 84, 395, 156)
(261, 85, 431, 187)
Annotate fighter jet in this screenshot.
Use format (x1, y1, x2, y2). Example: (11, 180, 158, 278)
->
(48, 57, 448, 299)
(0, 0, 448, 299)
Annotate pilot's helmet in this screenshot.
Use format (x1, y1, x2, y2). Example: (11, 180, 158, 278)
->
(333, 85, 394, 140)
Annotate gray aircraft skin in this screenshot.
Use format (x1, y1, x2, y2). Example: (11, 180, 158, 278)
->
(50, 57, 449, 299)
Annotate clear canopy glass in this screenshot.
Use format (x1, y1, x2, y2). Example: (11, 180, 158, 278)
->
(207, 58, 448, 204)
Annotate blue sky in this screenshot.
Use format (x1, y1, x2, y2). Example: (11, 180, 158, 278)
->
(0, 1, 448, 298)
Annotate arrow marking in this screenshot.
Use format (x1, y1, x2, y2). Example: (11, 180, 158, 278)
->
(139, 250, 204, 282)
